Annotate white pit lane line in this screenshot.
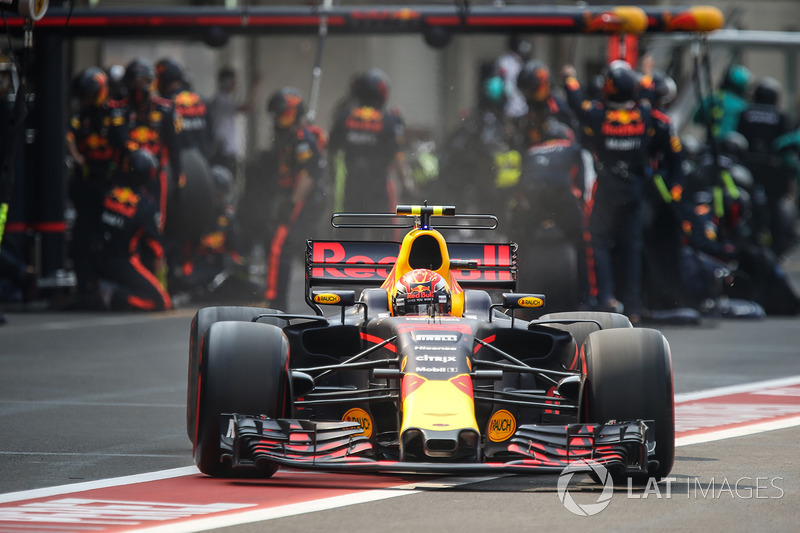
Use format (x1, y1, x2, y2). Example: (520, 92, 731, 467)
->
(2, 376, 800, 531)
(674, 375, 800, 447)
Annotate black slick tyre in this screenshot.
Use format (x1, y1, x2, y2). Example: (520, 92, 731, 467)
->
(580, 327, 675, 481)
(194, 321, 289, 477)
(188, 306, 282, 442)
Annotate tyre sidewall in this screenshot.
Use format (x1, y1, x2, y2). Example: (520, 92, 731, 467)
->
(188, 306, 282, 442)
(194, 321, 289, 477)
(580, 327, 675, 479)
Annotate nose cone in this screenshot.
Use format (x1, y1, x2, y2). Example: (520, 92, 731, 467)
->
(400, 375, 480, 461)
(401, 427, 480, 461)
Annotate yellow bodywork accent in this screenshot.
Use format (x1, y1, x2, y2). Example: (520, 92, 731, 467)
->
(401, 378, 478, 433)
(381, 227, 465, 316)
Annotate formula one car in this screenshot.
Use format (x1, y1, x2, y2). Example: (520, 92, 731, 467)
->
(187, 205, 674, 482)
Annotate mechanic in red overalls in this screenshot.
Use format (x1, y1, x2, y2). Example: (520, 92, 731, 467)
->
(262, 87, 326, 311)
(96, 149, 172, 311)
(66, 67, 127, 305)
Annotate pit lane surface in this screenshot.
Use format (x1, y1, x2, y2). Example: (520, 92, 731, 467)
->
(1, 258, 799, 532)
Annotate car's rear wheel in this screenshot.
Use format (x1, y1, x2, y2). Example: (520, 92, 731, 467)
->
(580, 327, 675, 481)
(194, 321, 289, 477)
(188, 306, 282, 442)
(538, 311, 632, 350)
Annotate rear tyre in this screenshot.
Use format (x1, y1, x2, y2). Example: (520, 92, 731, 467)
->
(188, 306, 282, 442)
(580, 328, 675, 480)
(538, 311, 631, 350)
(194, 321, 289, 477)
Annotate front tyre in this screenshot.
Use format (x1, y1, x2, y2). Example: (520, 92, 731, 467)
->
(580, 328, 674, 480)
(188, 306, 282, 442)
(194, 321, 289, 477)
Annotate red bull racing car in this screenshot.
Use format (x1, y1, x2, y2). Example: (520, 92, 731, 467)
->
(187, 205, 674, 482)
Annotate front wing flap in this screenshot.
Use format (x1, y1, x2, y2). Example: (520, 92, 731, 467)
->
(220, 415, 656, 476)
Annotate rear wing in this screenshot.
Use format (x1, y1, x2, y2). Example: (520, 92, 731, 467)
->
(305, 239, 517, 289)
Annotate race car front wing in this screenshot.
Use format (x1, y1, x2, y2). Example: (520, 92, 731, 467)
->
(219, 415, 658, 477)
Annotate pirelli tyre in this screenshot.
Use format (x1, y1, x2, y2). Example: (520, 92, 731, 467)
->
(194, 321, 289, 477)
(538, 311, 632, 350)
(580, 327, 675, 481)
(188, 306, 282, 442)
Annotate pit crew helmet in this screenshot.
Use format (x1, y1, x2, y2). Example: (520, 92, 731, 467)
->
(155, 57, 186, 97)
(124, 148, 159, 188)
(267, 87, 305, 130)
(354, 68, 390, 108)
(480, 75, 506, 112)
(516, 60, 551, 104)
(602, 60, 639, 103)
(721, 64, 751, 97)
(73, 67, 108, 110)
(753, 77, 781, 106)
(652, 70, 677, 108)
(123, 57, 155, 108)
(392, 269, 451, 316)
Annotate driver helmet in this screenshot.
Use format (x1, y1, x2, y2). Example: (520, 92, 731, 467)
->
(392, 269, 451, 316)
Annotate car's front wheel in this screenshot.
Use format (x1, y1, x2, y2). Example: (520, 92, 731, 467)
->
(580, 327, 675, 481)
(194, 321, 289, 477)
(187, 306, 282, 442)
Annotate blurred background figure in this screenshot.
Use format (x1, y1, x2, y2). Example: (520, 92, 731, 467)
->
(693, 64, 751, 142)
(155, 57, 218, 286)
(95, 149, 172, 312)
(436, 64, 516, 216)
(510, 119, 587, 313)
(208, 66, 259, 185)
(562, 60, 668, 324)
(495, 34, 533, 121)
(737, 76, 797, 256)
(329, 68, 412, 224)
(65, 66, 126, 308)
(117, 57, 183, 236)
(260, 87, 327, 311)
